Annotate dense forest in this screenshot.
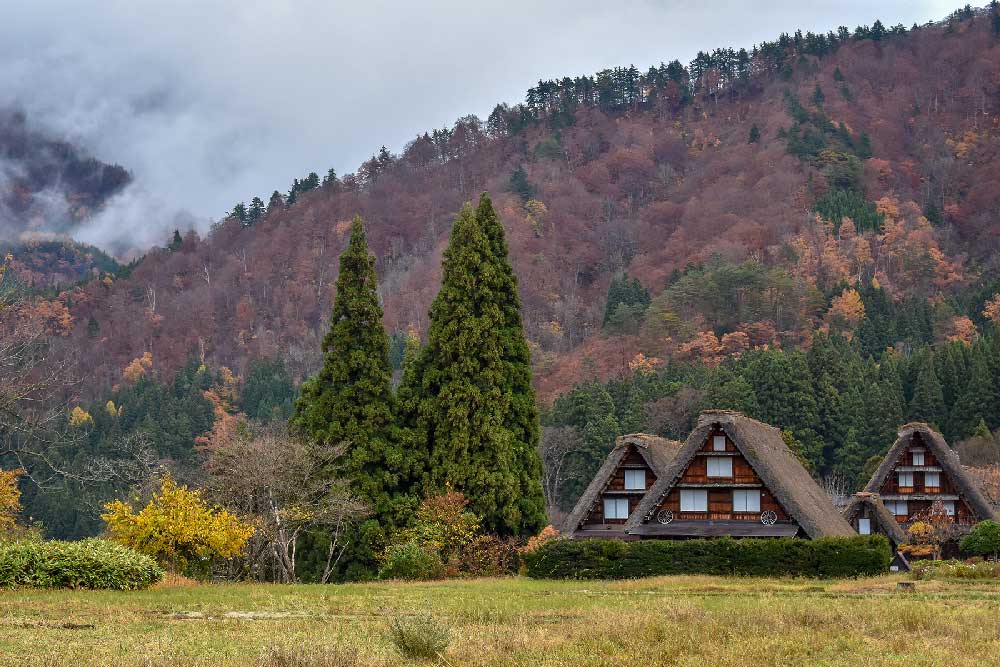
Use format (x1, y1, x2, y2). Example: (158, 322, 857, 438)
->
(3, 4, 1000, 540)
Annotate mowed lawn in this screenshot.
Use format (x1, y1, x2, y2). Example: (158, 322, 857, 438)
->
(2, 575, 999, 666)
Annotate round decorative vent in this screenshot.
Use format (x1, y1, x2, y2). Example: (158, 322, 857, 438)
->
(760, 510, 778, 525)
(656, 509, 674, 525)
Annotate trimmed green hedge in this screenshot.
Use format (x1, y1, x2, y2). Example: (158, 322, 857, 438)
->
(0, 538, 164, 590)
(522, 535, 890, 579)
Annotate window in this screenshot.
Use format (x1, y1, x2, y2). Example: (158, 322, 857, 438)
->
(603, 497, 629, 520)
(732, 489, 760, 512)
(924, 472, 940, 489)
(858, 518, 871, 535)
(706, 457, 733, 477)
(680, 489, 708, 512)
(623, 469, 646, 491)
(912, 451, 925, 466)
(886, 500, 908, 516)
(713, 435, 727, 451)
(941, 501, 956, 517)
(897, 471, 914, 488)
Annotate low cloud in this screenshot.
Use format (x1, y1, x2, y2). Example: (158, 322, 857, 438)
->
(0, 0, 955, 253)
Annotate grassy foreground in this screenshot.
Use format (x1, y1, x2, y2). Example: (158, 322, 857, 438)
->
(1, 575, 999, 666)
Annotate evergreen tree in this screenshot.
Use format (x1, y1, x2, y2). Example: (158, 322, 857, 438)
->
(748, 124, 761, 144)
(908, 353, 946, 428)
(704, 369, 759, 415)
(509, 165, 535, 202)
(811, 83, 825, 106)
(952, 346, 1000, 437)
(407, 197, 546, 536)
(230, 202, 247, 224)
(267, 190, 284, 215)
(834, 427, 865, 487)
(247, 197, 265, 225)
(168, 230, 183, 252)
(290, 216, 409, 573)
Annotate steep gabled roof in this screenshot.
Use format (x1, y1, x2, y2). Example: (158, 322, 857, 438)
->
(625, 410, 854, 538)
(863, 422, 999, 522)
(562, 433, 681, 536)
(842, 492, 907, 546)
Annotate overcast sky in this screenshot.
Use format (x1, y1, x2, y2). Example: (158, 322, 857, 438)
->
(0, 0, 958, 250)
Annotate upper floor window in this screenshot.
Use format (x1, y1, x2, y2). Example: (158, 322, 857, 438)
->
(912, 451, 925, 466)
(713, 435, 727, 451)
(706, 457, 733, 477)
(924, 472, 940, 489)
(603, 497, 629, 520)
(858, 518, 871, 535)
(623, 469, 646, 491)
(680, 489, 708, 512)
(897, 471, 914, 488)
(732, 489, 760, 512)
(941, 501, 956, 517)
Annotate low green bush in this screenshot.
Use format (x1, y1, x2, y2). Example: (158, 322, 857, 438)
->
(522, 535, 890, 579)
(378, 541, 444, 581)
(388, 614, 451, 660)
(0, 537, 163, 590)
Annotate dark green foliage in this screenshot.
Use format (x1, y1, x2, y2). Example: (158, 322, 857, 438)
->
(811, 83, 825, 107)
(908, 354, 946, 428)
(833, 67, 845, 82)
(247, 196, 265, 224)
(508, 165, 535, 202)
(388, 615, 451, 660)
(814, 189, 883, 232)
(748, 124, 761, 144)
(291, 216, 410, 570)
(168, 230, 183, 251)
(0, 538, 163, 590)
(378, 542, 444, 580)
(603, 276, 651, 332)
(240, 357, 296, 422)
(405, 195, 546, 536)
(960, 521, 1000, 559)
(522, 536, 891, 579)
(230, 202, 247, 224)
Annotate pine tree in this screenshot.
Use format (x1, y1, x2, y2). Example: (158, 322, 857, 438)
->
(407, 196, 546, 536)
(168, 230, 183, 252)
(811, 83, 825, 107)
(509, 165, 535, 202)
(247, 197, 265, 224)
(908, 353, 946, 428)
(834, 427, 865, 487)
(748, 124, 761, 144)
(952, 347, 1000, 437)
(290, 216, 410, 571)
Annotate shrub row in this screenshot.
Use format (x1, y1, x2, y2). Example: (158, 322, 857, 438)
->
(911, 558, 1000, 580)
(522, 535, 891, 579)
(0, 538, 163, 590)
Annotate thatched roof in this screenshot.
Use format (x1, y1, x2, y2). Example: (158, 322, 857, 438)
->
(562, 433, 681, 537)
(625, 411, 855, 538)
(863, 422, 999, 522)
(842, 492, 907, 546)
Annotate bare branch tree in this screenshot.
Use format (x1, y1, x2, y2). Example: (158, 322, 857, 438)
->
(539, 426, 578, 523)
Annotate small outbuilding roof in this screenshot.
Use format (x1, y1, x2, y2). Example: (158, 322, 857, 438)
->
(842, 492, 908, 546)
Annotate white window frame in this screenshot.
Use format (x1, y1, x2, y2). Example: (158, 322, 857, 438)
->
(897, 471, 914, 487)
(912, 451, 925, 466)
(623, 469, 646, 491)
(706, 456, 733, 478)
(713, 435, 727, 451)
(858, 518, 871, 535)
(941, 501, 956, 517)
(603, 497, 629, 520)
(924, 472, 940, 488)
(732, 489, 760, 513)
(887, 500, 908, 516)
(680, 489, 708, 512)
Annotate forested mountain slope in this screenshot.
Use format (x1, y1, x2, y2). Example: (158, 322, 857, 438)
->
(31, 8, 1000, 405)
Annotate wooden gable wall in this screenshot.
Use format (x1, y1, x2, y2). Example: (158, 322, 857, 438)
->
(583, 445, 658, 525)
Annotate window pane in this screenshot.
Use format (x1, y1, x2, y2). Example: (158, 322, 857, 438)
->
(912, 451, 924, 466)
(681, 490, 707, 512)
(745, 490, 760, 512)
(898, 471, 913, 487)
(858, 518, 871, 534)
(733, 490, 760, 512)
(604, 497, 629, 519)
(942, 501, 955, 516)
(624, 469, 645, 490)
(713, 435, 726, 451)
(924, 472, 940, 488)
(707, 457, 733, 477)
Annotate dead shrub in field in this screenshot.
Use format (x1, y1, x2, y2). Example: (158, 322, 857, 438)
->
(388, 614, 451, 660)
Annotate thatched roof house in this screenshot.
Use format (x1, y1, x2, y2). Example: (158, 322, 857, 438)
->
(862, 422, 998, 529)
(842, 492, 908, 548)
(625, 411, 854, 539)
(562, 433, 681, 539)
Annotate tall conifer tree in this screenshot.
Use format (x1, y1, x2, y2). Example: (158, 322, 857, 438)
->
(408, 197, 546, 536)
(908, 353, 946, 428)
(291, 216, 412, 569)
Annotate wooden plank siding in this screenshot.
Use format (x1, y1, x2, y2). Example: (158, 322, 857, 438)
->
(877, 433, 977, 525)
(582, 444, 657, 526)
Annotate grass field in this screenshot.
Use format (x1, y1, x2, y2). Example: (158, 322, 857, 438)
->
(2, 575, 999, 666)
